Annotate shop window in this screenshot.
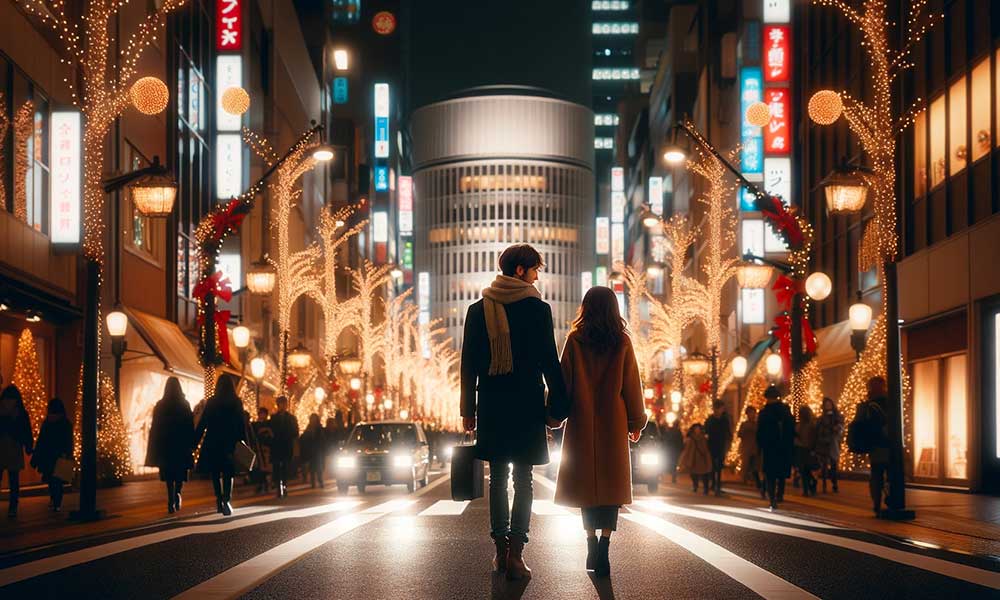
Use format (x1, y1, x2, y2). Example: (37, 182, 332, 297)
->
(948, 77, 967, 176)
(910, 353, 968, 482)
(929, 95, 946, 188)
(970, 59, 991, 162)
(913, 112, 926, 197)
(913, 359, 939, 478)
(26, 100, 48, 232)
(944, 355, 968, 479)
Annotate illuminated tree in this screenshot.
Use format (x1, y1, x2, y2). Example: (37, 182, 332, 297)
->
(621, 265, 658, 383)
(0, 93, 7, 207)
(310, 206, 366, 367)
(12, 101, 33, 223)
(12, 329, 47, 438)
(348, 261, 393, 376)
(646, 215, 702, 364)
(73, 370, 132, 481)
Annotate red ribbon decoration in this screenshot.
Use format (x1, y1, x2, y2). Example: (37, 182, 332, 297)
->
(286, 374, 298, 389)
(698, 380, 712, 394)
(761, 196, 804, 249)
(773, 313, 819, 378)
(196, 308, 232, 364)
(210, 199, 248, 242)
(772, 275, 801, 310)
(194, 272, 235, 364)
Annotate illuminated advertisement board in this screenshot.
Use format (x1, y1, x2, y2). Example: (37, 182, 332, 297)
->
(398, 175, 413, 235)
(649, 176, 663, 215)
(596, 217, 610, 255)
(740, 67, 763, 175)
(611, 167, 624, 192)
(49, 110, 82, 245)
(373, 211, 388, 243)
(216, 134, 242, 200)
(216, 0, 242, 51)
(611, 191, 626, 223)
(374, 83, 390, 158)
(763, 0, 790, 23)
(216, 55, 242, 131)
(611, 222, 625, 264)
(764, 88, 791, 154)
(374, 165, 389, 192)
(763, 25, 791, 83)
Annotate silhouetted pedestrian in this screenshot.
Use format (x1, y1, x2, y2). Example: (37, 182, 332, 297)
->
(553, 286, 646, 578)
(795, 405, 818, 496)
(194, 375, 246, 516)
(269, 396, 299, 498)
(145, 377, 195, 513)
(756, 385, 795, 510)
(300, 413, 326, 488)
(662, 418, 683, 484)
(31, 398, 72, 512)
(0, 385, 33, 518)
(815, 397, 844, 493)
(252, 407, 272, 493)
(704, 400, 732, 496)
(738, 405, 763, 497)
(679, 423, 712, 494)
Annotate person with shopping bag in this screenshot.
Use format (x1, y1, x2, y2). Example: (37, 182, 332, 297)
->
(459, 244, 570, 581)
(194, 375, 247, 516)
(145, 377, 195, 513)
(31, 398, 73, 512)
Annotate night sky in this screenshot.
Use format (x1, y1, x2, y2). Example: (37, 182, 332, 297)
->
(409, 0, 592, 108)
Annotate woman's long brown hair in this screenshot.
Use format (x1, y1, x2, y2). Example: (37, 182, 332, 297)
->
(570, 286, 628, 354)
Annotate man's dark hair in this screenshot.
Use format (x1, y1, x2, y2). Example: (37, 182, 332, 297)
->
(498, 244, 544, 277)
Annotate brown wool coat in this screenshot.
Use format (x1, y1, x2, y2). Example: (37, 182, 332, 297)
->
(554, 333, 647, 508)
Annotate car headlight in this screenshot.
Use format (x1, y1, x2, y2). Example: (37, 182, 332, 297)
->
(640, 453, 660, 466)
(394, 455, 414, 468)
(337, 456, 357, 469)
(550, 450, 562, 465)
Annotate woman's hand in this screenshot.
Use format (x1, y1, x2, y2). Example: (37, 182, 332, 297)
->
(628, 430, 642, 443)
(546, 417, 565, 429)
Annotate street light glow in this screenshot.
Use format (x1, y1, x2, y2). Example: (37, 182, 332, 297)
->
(333, 49, 349, 71)
(106, 310, 128, 338)
(232, 325, 251, 350)
(805, 272, 832, 301)
(250, 357, 266, 380)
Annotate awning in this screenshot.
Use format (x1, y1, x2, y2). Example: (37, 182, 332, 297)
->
(814, 320, 856, 370)
(125, 308, 204, 381)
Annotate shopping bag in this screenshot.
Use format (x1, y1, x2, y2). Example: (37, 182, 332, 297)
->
(450, 434, 484, 501)
(52, 457, 75, 482)
(233, 440, 257, 473)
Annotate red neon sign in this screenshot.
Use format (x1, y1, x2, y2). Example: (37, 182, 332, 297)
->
(764, 88, 791, 155)
(763, 25, 790, 83)
(216, 0, 242, 51)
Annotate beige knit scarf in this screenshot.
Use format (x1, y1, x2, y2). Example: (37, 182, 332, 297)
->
(481, 275, 541, 375)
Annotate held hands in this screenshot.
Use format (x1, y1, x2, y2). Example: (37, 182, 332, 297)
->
(628, 430, 642, 443)
(546, 417, 565, 429)
(462, 416, 476, 433)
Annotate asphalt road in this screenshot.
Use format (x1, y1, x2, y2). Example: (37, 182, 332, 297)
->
(1, 470, 998, 599)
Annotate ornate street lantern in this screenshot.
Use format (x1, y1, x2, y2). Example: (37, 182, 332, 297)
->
(682, 350, 711, 377)
(731, 355, 748, 380)
(765, 352, 783, 381)
(821, 165, 870, 215)
(129, 170, 177, 218)
(735, 260, 774, 289)
(250, 357, 266, 381)
(287, 342, 312, 369)
(246, 258, 276, 295)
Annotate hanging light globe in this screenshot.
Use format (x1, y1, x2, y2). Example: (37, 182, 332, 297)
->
(765, 352, 784, 380)
(805, 272, 832, 301)
(682, 351, 711, 377)
(821, 165, 870, 216)
(745, 101, 771, 127)
(287, 342, 312, 369)
(130, 77, 169, 115)
(221, 86, 251, 116)
(808, 90, 843, 125)
(246, 259, 276, 295)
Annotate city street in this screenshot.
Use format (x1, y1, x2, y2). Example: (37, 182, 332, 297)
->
(2, 470, 997, 599)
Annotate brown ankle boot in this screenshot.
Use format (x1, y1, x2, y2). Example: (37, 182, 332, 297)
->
(506, 538, 531, 580)
(492, 536, 509, 572)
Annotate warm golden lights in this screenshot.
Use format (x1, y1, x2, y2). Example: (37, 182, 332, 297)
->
(807, 89, 843, 125)
(745, 101, 772, 127)
(130, 76, 170, 115)
(221, 86, 251, 116)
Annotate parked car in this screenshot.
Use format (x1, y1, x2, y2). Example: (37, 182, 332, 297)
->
(334, 420, 431, 494)
(630, 420, 665, 493)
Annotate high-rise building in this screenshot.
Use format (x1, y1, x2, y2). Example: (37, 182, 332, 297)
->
(410, 88, 595, 347)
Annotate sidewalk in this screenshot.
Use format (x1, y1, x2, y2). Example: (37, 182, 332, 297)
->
(666, 472, 1000, 558)
(0, 477, 315, 556)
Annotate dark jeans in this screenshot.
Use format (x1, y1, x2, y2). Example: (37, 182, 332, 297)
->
(765, 475, 786, 505)
(273, 458, 292, 488)
(710, 455, 725, 492)
(48, 479, 64, 508)
(3, 470, 19, 506)
(820, 457, 839, 490)
(869, 459, 889, 512)
(691, 473, 711, 493)
(581, 506, 619, 532)
(488, 461, 532, 543)
(308, 460, 324, 488)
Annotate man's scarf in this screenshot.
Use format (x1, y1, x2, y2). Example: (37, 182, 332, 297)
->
(481, 275, 541, 375)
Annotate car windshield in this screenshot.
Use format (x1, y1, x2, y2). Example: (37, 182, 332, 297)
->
(349, 424, 417, 448)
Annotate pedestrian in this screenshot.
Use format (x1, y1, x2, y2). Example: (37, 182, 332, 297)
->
(324, 414, 344, 453)
(31, 397, 73, 512)
(795, 405, 819, 497)
(552, 286, 646, 578)
(738, 406, 763, 497)
(756, 385, 795, 510)
(815, 397, 844, 493)
(0, 384, 33, 518)
(679, 423, 712, 494)
(662, 417, 683, 484)
(300, 413, 326, 488)
(460, 243, 570, 581)
(704, 400, 732, 496)
(145, 377, 195, 513)
(194, 375, 246, 516)
(269, 396, 299, 498)
(252, 407, 273, 493)
(858, 376, 891, 517)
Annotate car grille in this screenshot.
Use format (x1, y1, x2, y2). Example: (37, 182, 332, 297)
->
(360, 454, 387, 467)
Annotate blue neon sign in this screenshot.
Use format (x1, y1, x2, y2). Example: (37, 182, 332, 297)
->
(740, 66, 763, 176)
(374, 165, 389, 191)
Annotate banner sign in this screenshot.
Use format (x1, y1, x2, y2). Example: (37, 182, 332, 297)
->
(763, 25, 791, 83)
(398, 175, 413, 234)
(216, 55, 242, 131)
(374, 83, 390, 158)
(596, 217, 610, 255)
(216, 0, 242, 51)
(49, 110, 82, 245)
(740, 67, 763, 174)
(374, 165, 389, 191)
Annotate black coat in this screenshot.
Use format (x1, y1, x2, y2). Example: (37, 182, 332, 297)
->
(269, 412, 299, 461)
(31, 417, 73, 478)
(460, 297, 569, 465)
(300, 423, 326, 463)
(704, 413, 733, 458)
(145, 397, 195, 481)
(756, 402, 795, 477)
(195, 400, 246, 475)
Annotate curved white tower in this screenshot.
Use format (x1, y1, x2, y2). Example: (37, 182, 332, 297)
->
(411, 87, 595, 347)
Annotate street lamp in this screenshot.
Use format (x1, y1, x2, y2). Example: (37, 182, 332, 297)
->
(311, 144, 335, 162)
(731, 356, 748, 380)
(735, 260, 774, 289)
(287, 342, 312, 369)
(333, 48, 349, 71)
(670, 389, 682, 411)
(314, 386, 327, 403)
(105, 307, 128, 409)
(682, 351, 711, 378)
(250, 357, 266, 412)
(128, 157, 178, 218)
(849, 292, 874, 360)
(765, 352, 783, 382)
(820, 163, 871, 216)
(233, 324, 251, 390)
(246, 258, 276, 295)
(805, 272, 833, 301)
(662, 144, 686, 165)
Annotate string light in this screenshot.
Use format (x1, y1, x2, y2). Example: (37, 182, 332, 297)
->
(72, 368, 133, 481)
(0, 93, 7, 210)
(349, 261, 394, 375)
(12, 329, 48, 438)
(745, 101, 772, 127)
(807, 90, 844, 125)
(221, 86, 251, 116)
(129, 76, 169, 115)
(315, 206, 366, 364)
(622, 266, 658, 383)
(13, 101, 33, 223)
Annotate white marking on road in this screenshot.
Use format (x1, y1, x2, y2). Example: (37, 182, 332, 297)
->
(532, 472, 557, 492)
(638, 500, 1000, 590)
(417, 500, 470, 516)
(625, 510, 819, 600)
(531, 500, 573, 516)
(692, 504, 844, 530)
(188, 505, 278, 522)
(0, 500, 361, 587)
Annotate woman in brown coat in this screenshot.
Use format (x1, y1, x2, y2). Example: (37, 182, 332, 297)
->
(552, 286, 647, 577)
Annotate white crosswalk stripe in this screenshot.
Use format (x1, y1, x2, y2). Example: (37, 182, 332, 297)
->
(417, 500, 470, 516)
(691, 504, 844, 529)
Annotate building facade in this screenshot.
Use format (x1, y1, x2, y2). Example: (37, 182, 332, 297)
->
(411, 88, 595, 346)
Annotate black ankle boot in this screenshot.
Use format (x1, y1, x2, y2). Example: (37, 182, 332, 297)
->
(585, 536, 598, 571)
(595, 537, 611, 577)
(221, 478, 234, 516)
(175, 481, 183, 511)
(166, 481, 176, 513)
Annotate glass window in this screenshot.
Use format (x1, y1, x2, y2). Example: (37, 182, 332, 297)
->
(741, 218, 765, 257)
(948, 77, 967, 176)
(944, 354, 967, 479)
(929, 96, 946, 188)
(912, 359, 939, 478)
(970, 59, 991, 162)
(913, 111, 926, 197)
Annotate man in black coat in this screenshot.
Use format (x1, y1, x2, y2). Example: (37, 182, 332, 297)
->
(269, 396, 299, 498)
(756, 385, 795, 510)
(461, 244, 570, 580)
(704, 400, 733, 496)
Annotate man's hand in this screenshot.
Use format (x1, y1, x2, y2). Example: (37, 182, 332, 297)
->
(628, 430, 641, 443)
(546, 417, 565, 429)
(462, 416, 476, 432)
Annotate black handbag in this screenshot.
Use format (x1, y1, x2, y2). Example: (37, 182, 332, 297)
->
(450, 433, 484, 501)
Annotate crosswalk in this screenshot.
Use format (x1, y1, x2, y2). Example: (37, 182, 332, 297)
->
(2, 473, 998, 599)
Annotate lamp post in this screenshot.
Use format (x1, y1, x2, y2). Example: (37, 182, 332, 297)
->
(105, 308, 128, 409)
(731, 355, 748, 414)
(250, 357, 266, 413)
(765, 352, 783, 384)
(849, 292, 874, 361)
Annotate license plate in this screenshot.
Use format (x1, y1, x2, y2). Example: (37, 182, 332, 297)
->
(366, 471, 382, 482)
